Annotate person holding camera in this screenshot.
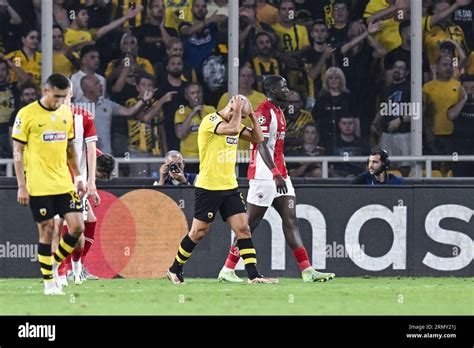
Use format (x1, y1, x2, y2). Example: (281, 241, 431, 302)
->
(351, 148, 405, 185)
(157, 150, 197, 186)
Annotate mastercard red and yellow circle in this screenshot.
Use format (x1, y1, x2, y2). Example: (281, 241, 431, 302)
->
(83, 189, 188, 278)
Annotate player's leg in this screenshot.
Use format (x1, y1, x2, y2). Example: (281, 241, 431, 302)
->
(37, 219, 66, 295)
(29, 196, 64, 295)
(52, 192, 85, 283)
(167, 218, 210, 284)
(52, 216, 70, 288)
(272, 194, 335, 282)
(222, 190, 277, 284)
(218, 203, 268, 282)
(81, 202, 99, 280)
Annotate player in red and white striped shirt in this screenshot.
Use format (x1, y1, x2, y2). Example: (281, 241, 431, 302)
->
(53, 97, 102, 287)
(218, 75, 335, 283)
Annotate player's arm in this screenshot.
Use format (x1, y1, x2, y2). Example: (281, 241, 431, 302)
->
(94, 5, 143, 41)
(175, 105, 203, 139)
(67, 140, 85, 198)
(116, 89, 154, 117)
(430, 0, 471, 27)
(86, 140, 101, 206)
(239, 110, 264, 144)
(448, 87, 468, 121)
(12, 140, 29, 205)
(258, 138, 288, 194)
(215, 96, 243, 136)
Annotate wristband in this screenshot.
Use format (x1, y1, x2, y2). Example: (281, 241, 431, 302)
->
(75, 175, 84, 183)
(271, 167, 281, 179)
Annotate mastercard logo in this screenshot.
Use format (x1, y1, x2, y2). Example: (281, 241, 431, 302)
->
(83, 189, 188, 278)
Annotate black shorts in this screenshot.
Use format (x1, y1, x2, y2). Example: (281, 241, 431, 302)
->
(194, 188, 246, 223)
(29, 191, 83, 222)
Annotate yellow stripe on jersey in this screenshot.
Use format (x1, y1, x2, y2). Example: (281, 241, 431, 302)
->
(11, 101, 75, 196)
(194, 113, 245, 191)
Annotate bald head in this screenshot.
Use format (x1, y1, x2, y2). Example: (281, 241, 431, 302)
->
(81, 74, 103, 99)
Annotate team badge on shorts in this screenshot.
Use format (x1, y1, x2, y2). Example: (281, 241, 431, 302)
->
(40, 208, 47, 216)
(208, 212, 214, 219)
(257, 116, 266, 125)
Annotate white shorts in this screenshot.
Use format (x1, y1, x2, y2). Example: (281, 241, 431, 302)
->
(247, 178, 295, 207)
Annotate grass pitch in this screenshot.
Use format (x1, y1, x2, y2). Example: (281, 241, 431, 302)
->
(0, 277, 472, 315)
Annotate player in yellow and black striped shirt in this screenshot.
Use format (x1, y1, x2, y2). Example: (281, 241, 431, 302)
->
(167, 95, 278, 284)
(12, 74, 85, 296)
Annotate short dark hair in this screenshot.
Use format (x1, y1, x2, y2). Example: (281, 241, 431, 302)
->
(136, 72, 156, 86)
(46, 74, 71, 90)
(80, 45, 99, 60)
(460, 74, 474, 83)
(53, 24, 64, 33)
(263, 75, 285, 94)
(439, 40, 456, 54)
(256, 31, 272, 42)
(21, 27, 37, 39)
(313, 19, 328, 29)
(20, 82, 37, 93)
(71, 5, 88, 17)
(97, 152, 115, 180)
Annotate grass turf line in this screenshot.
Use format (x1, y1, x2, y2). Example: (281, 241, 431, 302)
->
(0, 277, 472, 315)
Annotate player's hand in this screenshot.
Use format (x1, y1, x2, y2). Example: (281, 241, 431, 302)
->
(125, 5, 144, 19)
(87, 181, 101, 206)
(192, 105, 203, 114)
(232, 95, 244, 111)
(367, 21, 383, 34)
(160, 91, 177, 104)
(169, 165, 187, 183)
(142, 89, 154, 102)
(274, 174, 288, 194)
(17, 185, 29, 206)
(77, 180, 86, 199)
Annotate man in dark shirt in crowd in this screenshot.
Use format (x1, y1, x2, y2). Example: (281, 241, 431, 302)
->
(449, 74, 474, 176)
(352, 149, 405, 185)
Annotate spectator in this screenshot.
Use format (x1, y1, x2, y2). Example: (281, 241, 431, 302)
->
(155, 38, 198, 86)
(156, 55, 187, 151)
(0, 0, 22, 54)
(282, 90, 314, 154)
(52, 25, 82, 78)
(431, 40, 466, 80)
(216, 66, 266, 154)
(164, 0, 193, 31)
(312, 67, 358, 151)
(207, 0, 229, 18)
(372, 59, 411, 174)
(271, 0, 310, 91)
(424, 0, 469, 69)
(452, 0, 473, 50)
(126, 73, 175, 177)
(330, 116, 370, 177)
(468, 51, 474, 75)
(84, 0, 113, 29)
(52, 0, 70, 30)
(423, 56, 461, 155)
(109, 0, 149, 29)
(249, 31, 285, 93)
(8, 82, 37, 144)
(4, 28, 41, 88)
(449, 75, 474, 177)
(329, 0, 351, 46)
(175, 83, 215, 160)
(0, 59, 15, 160)
(239, 0, 276, 65)
(157, 150, 197, 185)
(105, 32, 155, 80)
(287, 123, 326, 178)
(70, 45, 106, 102)
(133, 0, 178, 66)
(179, 0, 227, 73)
(77, 74, 153, 155)
(64, 4, 143, 47)
(384, 20, 411, 86)
(351, 148, 405, 185)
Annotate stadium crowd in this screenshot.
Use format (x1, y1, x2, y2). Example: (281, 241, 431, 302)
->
(0, 0, 473, 178)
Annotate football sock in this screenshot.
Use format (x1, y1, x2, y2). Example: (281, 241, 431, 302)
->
(223, 244, 240, 270)
(237, 238, 259, 280)
(53, 232, 78, 264)
(82, 221, 96, 258)
(170, 234, 196, 273)
(293, 246, 312, 272)
(38, 243, 53, 283)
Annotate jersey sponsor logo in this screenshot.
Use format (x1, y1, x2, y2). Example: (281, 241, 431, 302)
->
(226, 136, 238, 145)
(257, 115, 267, 125)
(42, 131, 67, 142)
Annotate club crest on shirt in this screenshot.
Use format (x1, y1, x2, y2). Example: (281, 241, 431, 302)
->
(39, 208, 47, 216)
